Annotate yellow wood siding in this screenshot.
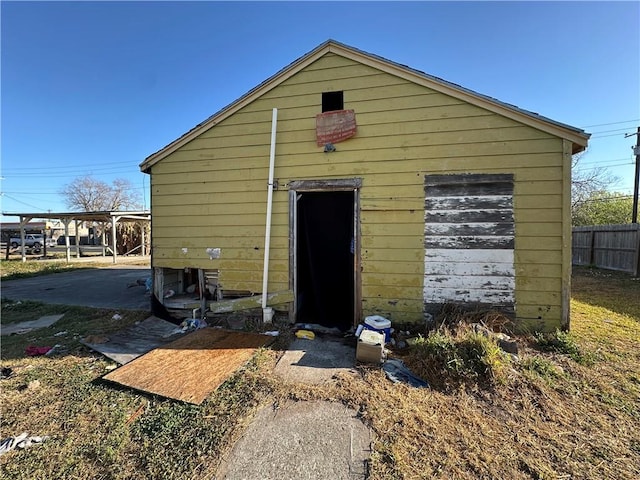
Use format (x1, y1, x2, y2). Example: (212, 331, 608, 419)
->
(151, 52, 568, 330)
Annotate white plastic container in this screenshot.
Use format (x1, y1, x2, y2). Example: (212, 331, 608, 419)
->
(364, 315, 392, 342)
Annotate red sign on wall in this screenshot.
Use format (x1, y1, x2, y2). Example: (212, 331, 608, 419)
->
(315, 109, 357, 146)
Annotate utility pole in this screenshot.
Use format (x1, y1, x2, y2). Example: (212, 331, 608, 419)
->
(625, 126, 640, 224)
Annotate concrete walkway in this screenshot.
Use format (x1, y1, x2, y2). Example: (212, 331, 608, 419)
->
(274, 336, 358, 384)
(218, 400, 371, 480)
(216, 335, 371, 479)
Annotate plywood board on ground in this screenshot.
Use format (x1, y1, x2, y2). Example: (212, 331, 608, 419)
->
(102, 328, 274, 404)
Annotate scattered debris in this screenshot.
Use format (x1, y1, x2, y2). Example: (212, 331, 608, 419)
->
(105, 364, 118, 371)
(383, 359, 429, 388)
(295, 330, 315, 340)
(127, 277, 152, 292)
(496, 333, 519, 355)
(166, 318, 208, 336)
(43, 344, 64, 356)
(0, 367, 13, 379)
(263, 331, 280, 336)
(27, 380, 41, 391)
(0, 433, 49, 455)
(53, 331, 67, 337)
(125, 402, 147, 426)
(25, 345, 52, 356)
(293, 323, 341, 335)
(471, 323, 519, 355)
(112, 314, 123, 321)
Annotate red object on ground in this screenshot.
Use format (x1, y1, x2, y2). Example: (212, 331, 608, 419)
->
(25, 346, 52, 356)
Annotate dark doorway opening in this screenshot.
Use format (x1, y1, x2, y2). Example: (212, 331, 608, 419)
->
(296, 191, 354, 331)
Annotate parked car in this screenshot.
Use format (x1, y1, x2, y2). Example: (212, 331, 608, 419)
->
(56, 235, 91, 246)
(9, 234, 53, 249)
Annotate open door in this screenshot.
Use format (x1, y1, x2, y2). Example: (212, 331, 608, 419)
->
(290, 181, 359, 331)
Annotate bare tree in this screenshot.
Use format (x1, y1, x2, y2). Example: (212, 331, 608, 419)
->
(60, 176, 142, 211)
(571, 152, 619, 220)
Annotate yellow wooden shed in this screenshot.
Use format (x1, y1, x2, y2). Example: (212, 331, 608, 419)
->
(140, 40, 589, 333)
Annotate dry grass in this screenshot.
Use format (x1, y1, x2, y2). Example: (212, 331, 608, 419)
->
(1, 266, 639, 479)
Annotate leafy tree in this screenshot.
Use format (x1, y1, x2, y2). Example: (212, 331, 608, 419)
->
(572, 190, 633, 226)
(60, 176, 141, 211)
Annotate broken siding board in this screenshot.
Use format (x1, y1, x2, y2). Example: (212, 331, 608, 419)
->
(208, 290, 294, 313)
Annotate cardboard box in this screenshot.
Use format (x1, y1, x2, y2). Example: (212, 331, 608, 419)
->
(356, 330, 385, 363)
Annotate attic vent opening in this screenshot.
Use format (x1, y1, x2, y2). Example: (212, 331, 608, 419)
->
(322, 91, 344, 112)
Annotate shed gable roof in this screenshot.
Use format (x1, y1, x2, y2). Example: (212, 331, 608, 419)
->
(141, 40, 589, 171)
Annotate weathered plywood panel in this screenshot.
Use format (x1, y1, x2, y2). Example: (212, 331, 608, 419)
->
(103, 329, 274, 404)
(424, 174, 515, 311)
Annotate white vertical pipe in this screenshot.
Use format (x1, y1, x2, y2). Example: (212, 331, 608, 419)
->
(111, 216, 118, 264)
(261, 108, 278, 319)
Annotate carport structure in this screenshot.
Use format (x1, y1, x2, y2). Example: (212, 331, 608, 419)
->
(2, 210, 151, 264)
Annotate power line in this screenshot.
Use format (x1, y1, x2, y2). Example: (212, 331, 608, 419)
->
(576, 157, 632, 166)
(582, 119, 640, 128)
(1, 186, 147, 195)
(590, 132, 637, 139)
(3, 168, 142, 179)
(575, 162, 635, 172)
(0, 193, 48, 211)
(589, 127, 638, 135)
(1, 160, 139, 172)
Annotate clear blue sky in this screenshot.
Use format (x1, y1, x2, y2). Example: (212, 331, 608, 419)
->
(2, 1, 639, 221)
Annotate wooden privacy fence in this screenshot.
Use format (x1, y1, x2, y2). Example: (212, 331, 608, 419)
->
(572, 224, 640, 276)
